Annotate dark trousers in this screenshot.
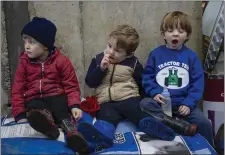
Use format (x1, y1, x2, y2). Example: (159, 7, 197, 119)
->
(174, 107, 214, 146)
(96, 97, 148, 127)
(25, 95, 71, 124)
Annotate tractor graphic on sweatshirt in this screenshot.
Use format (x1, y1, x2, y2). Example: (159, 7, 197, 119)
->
(164, 67, 182, 87)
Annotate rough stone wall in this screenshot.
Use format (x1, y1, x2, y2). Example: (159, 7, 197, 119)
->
(1, 4, 11, 114)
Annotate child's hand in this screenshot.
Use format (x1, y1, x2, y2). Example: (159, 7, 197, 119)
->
(71, 108, 83, 121)
(17, 118, 28, 123)
(178, 105, 190, 116)
(100, 54, 111, 71)
(153, 94, 165, 104)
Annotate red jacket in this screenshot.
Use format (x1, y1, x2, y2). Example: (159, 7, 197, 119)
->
(11, 48, 81, 121)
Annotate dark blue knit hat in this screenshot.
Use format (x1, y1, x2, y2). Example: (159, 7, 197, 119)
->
(21, 17, 57, 51)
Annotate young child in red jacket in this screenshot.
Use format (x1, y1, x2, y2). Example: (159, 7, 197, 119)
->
(11, 17, 90, 154)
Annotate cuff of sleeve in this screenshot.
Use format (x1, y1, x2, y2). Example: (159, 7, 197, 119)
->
(182, 101, 195, 112)
(69, 104, 80, 110)
(96, 65, 108, 73)
(150, 89, 162, 98)
(15, 112, 27, 122)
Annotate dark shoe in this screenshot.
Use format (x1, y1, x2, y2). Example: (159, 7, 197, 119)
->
(27, 109, 60, 139)
(61, 118, 90, 154)
(140, 98, 198, 136)
(162, 114, 198, 136)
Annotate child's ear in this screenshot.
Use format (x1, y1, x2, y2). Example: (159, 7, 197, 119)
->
(163, 35, 166, 40)
(161, 32, 166, 39)
(184, 35, 190, 43)
(186, 35, 190, 40)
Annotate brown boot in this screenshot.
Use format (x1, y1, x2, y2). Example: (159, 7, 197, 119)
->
(61, 118, 90, 154)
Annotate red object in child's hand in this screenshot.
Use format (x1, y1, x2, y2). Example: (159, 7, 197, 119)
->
(80, 96, 100, 117)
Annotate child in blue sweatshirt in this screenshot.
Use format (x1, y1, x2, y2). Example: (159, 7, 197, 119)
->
(142, 11, 214, 146)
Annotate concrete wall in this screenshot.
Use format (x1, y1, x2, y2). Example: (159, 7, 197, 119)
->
(1, 2, 29, 113)
(2, 1, 202, 98)
(3, 2, 29, 83)
(1, 4, 10, 109)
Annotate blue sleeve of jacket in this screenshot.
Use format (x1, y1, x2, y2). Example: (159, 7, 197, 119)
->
(133, 60, 143, 87)
(182, 54, 204, 111)
(142, 52, 163, 98)
(85, 57, 107, 88)
(132, 60, 146, 98)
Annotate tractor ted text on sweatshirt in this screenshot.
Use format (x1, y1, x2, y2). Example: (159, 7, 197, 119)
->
(142, 45, 204, 111)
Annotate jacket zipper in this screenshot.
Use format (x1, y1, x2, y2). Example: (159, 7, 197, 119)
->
(39, 80, 42, 97)
(39, 62, 45, 97)
(108, 65, 115, 101)
(29, 56, 51, 98)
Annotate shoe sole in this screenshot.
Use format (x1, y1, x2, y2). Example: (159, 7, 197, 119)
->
(27, 111, 59, 139)
(67, 133, 90, 155)
(78, 122, 113, 149)
(140, 117, 175, 141)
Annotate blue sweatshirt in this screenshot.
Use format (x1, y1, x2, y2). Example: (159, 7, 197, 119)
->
(142, 45, 204, 111)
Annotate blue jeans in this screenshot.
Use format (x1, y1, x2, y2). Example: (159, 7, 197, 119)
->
(177, 107, 214, 146)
